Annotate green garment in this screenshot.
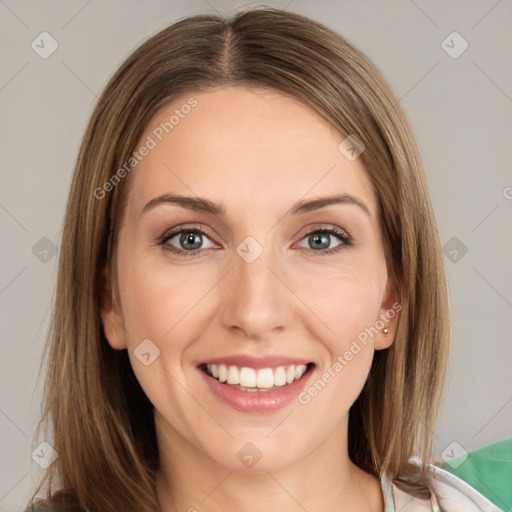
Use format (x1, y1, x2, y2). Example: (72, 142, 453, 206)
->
(441, 437, 512, 512)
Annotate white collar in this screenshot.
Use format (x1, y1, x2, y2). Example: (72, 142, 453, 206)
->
(379, 458, 502, 511)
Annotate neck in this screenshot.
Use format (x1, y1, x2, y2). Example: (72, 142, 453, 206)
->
(155, 414, 383, 512)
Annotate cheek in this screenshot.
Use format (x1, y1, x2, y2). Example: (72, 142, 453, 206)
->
(292, 273, 382, 428)
(116, 253, 214, 421)
(116, 248, 209, 357)
(297, 264, 384, 351)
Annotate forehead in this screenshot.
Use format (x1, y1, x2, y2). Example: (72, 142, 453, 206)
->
(124, 86, 378, 220)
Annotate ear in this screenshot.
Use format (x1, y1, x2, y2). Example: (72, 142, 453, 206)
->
(99, 266, 127, 350)
(374, 277, 401, 350)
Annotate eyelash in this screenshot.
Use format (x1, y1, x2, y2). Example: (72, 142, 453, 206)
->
(158, 224, 353, 258)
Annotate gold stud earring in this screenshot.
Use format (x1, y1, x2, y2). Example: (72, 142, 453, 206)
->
(382, 328, 389, 334)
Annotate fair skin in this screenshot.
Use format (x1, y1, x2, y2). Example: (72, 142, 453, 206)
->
(101, 86, 399, 512)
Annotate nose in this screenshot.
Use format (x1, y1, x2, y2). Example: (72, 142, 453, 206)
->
(220, 244, 292, 341)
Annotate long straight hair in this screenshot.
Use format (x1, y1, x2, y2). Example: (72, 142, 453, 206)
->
(28, 7, 449, 512)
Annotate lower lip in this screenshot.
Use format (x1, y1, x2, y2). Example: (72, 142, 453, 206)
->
(199, 365, 314, 413)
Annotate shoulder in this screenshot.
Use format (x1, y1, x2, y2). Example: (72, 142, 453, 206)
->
(438, 437, 512, 512)
(391, 482, 433, 511)
(404, 457, 504, 512)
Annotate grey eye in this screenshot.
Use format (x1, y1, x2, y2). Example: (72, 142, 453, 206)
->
(164, 230, 215, 251)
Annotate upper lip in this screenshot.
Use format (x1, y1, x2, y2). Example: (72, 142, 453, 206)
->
(199, 354, 313, 369)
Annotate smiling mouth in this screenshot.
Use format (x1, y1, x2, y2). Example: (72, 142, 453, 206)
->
(200, 362, 315, 392)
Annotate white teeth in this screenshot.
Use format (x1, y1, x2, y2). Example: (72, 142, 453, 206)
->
(205, 363, 309, 389)
(239, 367, 256, 387)
(218, 364, 227, 383)
(295, 364, 307, 379)
(256, 368, 274, 389)
(286, 365, 295, 383)
(274, 366, 287, 386)
(227, 366, 240, 385)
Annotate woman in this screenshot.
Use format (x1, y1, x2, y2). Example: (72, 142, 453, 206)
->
(26, 7, 501, 512)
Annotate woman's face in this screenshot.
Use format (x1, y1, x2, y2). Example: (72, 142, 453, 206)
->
(102, 86, 398, 471)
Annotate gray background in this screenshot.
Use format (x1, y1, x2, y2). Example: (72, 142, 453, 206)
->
(1, 0, 511, 510)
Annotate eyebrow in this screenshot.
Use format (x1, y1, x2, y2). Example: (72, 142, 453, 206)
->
(141, 193, 370, 217)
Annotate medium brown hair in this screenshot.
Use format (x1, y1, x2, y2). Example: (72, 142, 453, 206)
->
(28, 7, 449, 512)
